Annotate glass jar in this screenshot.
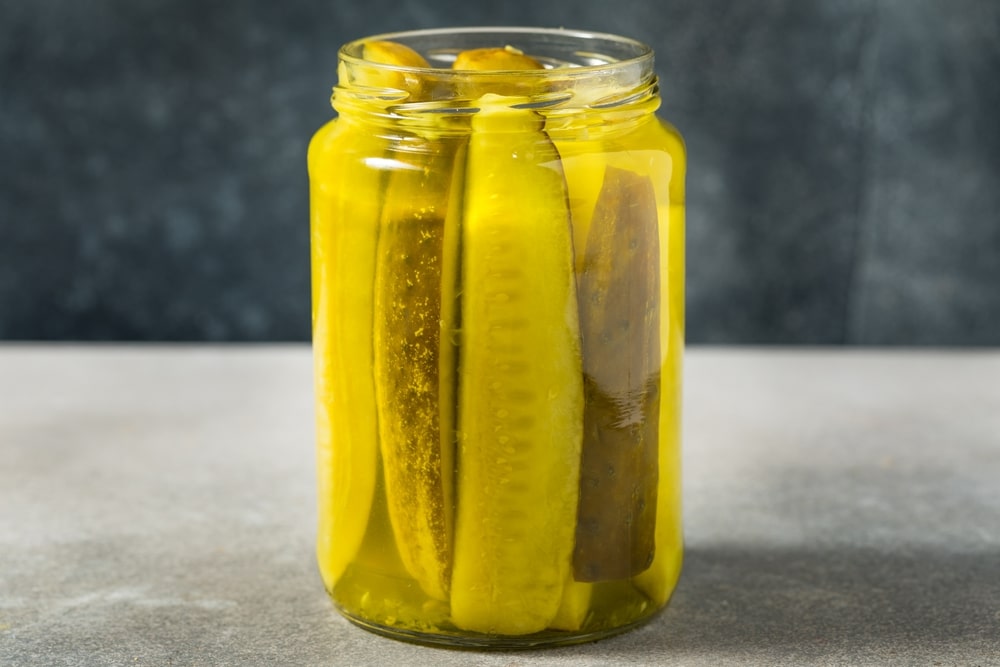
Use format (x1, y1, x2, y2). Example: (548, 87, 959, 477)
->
(308, 27, 685, 648)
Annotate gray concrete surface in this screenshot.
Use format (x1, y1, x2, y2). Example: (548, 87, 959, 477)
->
(1, 346, 999, 665)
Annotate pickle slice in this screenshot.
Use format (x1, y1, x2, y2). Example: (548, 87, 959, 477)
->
(353, 40, 430, 96)
(452, 46, 545, 98)
(373, 141, 465, 602)
(573, 166, 661, 582)
(450, 97, 584, 635)
(310, 122, 384, 589)
(363, 40, 429, 69)
(452, 46, 545, 71)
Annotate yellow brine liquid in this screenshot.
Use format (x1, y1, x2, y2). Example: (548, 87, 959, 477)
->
(309, 29, 685, 648)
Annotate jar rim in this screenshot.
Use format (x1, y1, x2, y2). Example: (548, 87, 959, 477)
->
(339, 26, 654, 76)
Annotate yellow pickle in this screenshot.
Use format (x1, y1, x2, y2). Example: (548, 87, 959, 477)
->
(308, 27, 686, 648)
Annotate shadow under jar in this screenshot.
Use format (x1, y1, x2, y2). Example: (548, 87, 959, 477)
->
(308, 26, 686, 649)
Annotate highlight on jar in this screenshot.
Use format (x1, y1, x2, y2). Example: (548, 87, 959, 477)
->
(308, 26, 686, 649)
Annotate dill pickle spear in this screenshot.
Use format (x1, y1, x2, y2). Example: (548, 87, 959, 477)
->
(573, 165, 661, 582)
(450, 95, 584, 635)
(550, 578, 593, 631)
(373, 141, 465, 602)
(313, 38, 432, 597)
(634, 119, 686, 606)
(360, 40, 463, 602)
(310, 120, 384, 590)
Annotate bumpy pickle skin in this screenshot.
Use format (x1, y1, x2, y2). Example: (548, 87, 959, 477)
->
(573, 166, 661, 582)
(452, 46, 596, 632)
(449, 95, 585, 635)
(355, 39, 464, 603)
(373, 142, 464, 602)
(309, 119, 384, 590)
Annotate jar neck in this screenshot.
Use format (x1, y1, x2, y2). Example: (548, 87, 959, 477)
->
(331, 27, 661, 137)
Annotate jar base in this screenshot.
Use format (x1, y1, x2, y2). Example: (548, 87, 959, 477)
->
(336, 606, 663, 650)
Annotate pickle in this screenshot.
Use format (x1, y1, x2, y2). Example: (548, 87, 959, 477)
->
(551, 578, 593, 631)
(363, 40, 429, 69)
(310, 121, 384, 589)
(361, 40, 463, 602)
(452, 46, 545, 98)
(373, 142, 465, 602)
(573, 165, 661, 582)
(452, 46, 545, 71)
(352, 40, 430, 96)
(634, 119, 686, 606)
(449, 96, 584, 635)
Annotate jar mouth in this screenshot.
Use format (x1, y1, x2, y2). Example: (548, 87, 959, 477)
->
(340, 26, 654, 76)
(334, 27, 659, 123)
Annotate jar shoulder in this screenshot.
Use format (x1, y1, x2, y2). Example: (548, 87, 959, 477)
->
(629, 116, 686, 158)
(632, 117, 687, 191)
(307, 118, 341, 176)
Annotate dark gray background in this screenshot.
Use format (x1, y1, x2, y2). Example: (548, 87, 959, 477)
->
(1, 0, 998, 344)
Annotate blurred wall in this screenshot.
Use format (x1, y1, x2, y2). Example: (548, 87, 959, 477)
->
(1, 0, 998, 343)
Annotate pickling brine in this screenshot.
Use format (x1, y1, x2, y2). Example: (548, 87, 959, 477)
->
(309, 27, 685, 648)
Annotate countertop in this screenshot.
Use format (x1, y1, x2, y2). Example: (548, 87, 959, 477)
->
(1, 346, 998, 666)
